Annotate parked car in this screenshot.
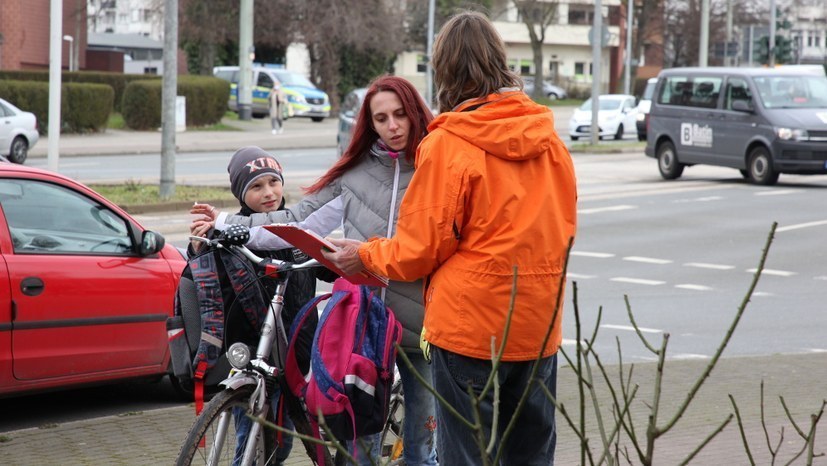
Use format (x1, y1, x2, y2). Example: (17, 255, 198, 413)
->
(568, 94, 638, 141)
(0, 163, 187, 398)
(635, 77, 658, 141)
(213, 66, 331, 122)
(645, 66, 827, 185)
(0, 98, 39, 165)
(337, 87, 367, 156)
(522, 76, 567, 100)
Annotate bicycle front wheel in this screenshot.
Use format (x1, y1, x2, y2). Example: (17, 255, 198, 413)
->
(176, 386, 276, 466)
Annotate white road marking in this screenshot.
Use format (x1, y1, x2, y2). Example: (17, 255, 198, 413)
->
(623, 256, 673, 264)
(815, 276, 827, 281)
(746, 268, 796, 277)
(672, 354, 711, 360)
(601, 324, 662, 334)
(754, 189, 799, 196)
(776, 220, 827, 232)
(571, 251, 615, 258)
(611, 277, 666, 286)
(752, 291, 775, 297)
(684, 262, 735, 270)
(673, 196, 723, 203)
(675, 284, 713, 291)
(578, 205, 637, 215)
(808, 348, 827, 353)
(566, 273, 597, 279)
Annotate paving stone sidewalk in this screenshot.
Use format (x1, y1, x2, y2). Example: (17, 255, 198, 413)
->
(2, 352, 824, 465)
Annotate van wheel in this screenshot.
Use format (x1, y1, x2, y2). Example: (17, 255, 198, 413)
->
(311, 117, 324, 122)
(747, 146, 779, 185)
(614, 124, 624, 140)
(657, 141, 684, 180)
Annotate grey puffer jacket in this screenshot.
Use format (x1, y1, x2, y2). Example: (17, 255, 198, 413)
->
(222, 152, 424, 351)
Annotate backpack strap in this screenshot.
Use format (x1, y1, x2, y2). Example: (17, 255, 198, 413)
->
(218, 250, 268, 331)
(310, 290, 351, 400)
(284, 292, 331, 396)
(189, 252, 226, 372)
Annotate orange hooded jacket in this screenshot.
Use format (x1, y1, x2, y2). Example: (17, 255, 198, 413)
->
(359, 90, 577, 361)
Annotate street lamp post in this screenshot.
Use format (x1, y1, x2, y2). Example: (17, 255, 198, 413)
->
(62, 35, 74, 71)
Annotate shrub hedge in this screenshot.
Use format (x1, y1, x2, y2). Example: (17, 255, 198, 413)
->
(0, 80, 113, 133)
(121, 75, 228, 130)
(0, 70, 159, 112)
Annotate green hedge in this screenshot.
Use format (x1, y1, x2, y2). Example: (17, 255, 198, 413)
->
(121, 76, 229, 130)
(0, 80, 113, 133)
(0, 70, 159, 112)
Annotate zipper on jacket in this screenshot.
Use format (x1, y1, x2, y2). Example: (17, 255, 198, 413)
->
(381, 158, 402, 303)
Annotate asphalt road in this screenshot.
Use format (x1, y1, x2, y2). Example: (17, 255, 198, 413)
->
(6, 146, 827, 432)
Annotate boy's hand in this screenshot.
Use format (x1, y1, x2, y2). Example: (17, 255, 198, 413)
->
(189, 218, 213, 252)
(191, 203, 219, 221)
(322, 238, 365, 276)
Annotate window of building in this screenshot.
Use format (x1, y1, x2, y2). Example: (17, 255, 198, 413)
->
(568, 5, 594, 25)
(808, 35, 813, 47)
(815, 36, 821, 47)
(575, 62, 585, 75)
(520, 59, 532, 75)
(417, 54, 427, 73)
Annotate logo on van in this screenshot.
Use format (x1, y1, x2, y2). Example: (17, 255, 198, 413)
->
(680, 123, 713, 148)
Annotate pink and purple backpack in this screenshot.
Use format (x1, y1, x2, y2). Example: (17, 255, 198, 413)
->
(284, 278, 402, 454)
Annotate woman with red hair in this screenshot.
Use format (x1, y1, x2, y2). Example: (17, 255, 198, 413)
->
(193, 75, 437, 465)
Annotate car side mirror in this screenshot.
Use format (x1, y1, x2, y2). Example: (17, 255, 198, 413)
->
(731, 100, 752, 112)
(140, 230, 165, 256)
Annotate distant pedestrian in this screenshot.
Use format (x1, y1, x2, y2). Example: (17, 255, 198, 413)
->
(269, 83, 286, 134)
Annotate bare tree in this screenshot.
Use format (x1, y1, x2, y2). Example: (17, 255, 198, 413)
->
(512, 0, 559, 100)
(178, 0, 239, 75)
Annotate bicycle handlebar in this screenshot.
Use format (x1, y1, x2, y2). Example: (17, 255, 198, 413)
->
(188, 224, 323, 273)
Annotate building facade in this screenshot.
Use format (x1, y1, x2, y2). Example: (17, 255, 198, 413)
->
(88, 0, 163, 41)
(788, 0, 827, 65)
(0, 0, 86, 71)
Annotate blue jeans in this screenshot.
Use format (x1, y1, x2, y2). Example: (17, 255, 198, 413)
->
(431, 346, 557, 466)
(233, 386, 293, 466)
(347, 350, 437, 466)
(397, 350, 438, 465)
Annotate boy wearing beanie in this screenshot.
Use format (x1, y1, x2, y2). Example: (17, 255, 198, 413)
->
(189, 146, 338, 465)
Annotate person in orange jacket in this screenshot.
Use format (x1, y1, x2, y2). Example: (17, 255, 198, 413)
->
(323, 10, 577, 465)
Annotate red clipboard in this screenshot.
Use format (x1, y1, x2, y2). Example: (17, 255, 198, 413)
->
(263, 224, 389, 288)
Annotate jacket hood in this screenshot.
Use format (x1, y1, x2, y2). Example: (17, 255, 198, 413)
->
(428, 91, 555, 161)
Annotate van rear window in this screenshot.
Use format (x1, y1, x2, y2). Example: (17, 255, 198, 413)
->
(658, 77, 723, 109)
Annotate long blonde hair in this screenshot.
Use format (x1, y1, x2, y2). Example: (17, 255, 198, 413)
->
(432, 11, 522, 113)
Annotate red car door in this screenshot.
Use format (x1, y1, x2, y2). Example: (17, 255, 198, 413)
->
(0, 176, 176, 382)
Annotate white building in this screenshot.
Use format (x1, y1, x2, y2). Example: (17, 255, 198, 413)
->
(88, 0, 163, 41)
(788, 0, 827, 65)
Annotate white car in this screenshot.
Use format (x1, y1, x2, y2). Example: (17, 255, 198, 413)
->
(0, 98, 39, 164)
(568, 94, 638, 141)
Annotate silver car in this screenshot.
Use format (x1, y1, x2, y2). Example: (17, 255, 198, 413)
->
(337, 88, 367, 156)
(0, 98, 39, 164)
(522, 77, 568, 100)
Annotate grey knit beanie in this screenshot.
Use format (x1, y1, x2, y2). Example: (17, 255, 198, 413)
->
(227, 146, 284, 202)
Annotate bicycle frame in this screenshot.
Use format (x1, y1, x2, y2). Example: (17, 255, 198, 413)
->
(177, 233, 334, 466)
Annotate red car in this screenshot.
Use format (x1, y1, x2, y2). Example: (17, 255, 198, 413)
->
(0, 163, 186, 397)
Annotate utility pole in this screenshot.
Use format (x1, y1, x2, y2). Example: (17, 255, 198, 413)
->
(699, 0, 710, 66)
(769, 0, 777, 67)
(160, 0, 178, 199)
(238, 0, 253, 121)
(590, 0, 602, 146)
(624, 0, 632, 95)
(426, 0, 435, 110)
(725, 0, 733, 66)
(47, 0, 63, 172)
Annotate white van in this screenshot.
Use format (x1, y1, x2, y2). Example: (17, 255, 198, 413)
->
(213, 66, 331, 122)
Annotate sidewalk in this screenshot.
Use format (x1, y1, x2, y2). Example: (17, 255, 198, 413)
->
(1, 352, 825, 465)
(29, 115, 338, 158)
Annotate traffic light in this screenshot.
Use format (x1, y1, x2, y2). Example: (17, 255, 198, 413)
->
(775, 36, 793, 64)
(755, 36, 770, 65)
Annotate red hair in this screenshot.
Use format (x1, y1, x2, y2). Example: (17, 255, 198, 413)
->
(305, 75, 434, 194)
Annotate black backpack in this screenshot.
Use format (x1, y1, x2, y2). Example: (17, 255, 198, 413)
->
(166, 246, 269, 411)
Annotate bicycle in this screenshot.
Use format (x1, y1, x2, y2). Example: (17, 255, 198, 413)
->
(174, 224, 338, 466)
